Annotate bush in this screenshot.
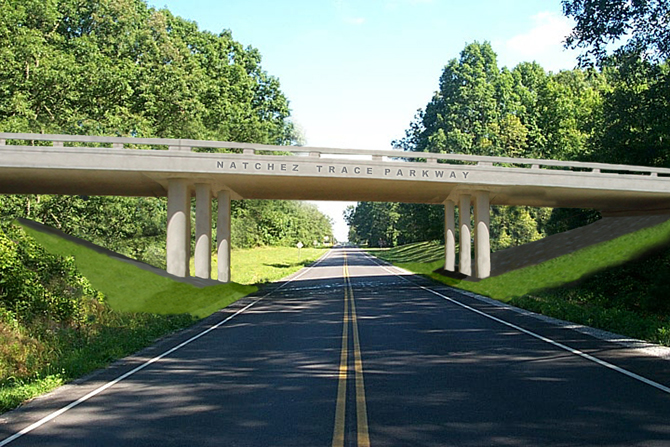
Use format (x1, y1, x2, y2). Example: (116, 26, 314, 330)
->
(0, 221, 102, 326)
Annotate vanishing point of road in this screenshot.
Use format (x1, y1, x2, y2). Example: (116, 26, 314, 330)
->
(1, 248, 670, 446)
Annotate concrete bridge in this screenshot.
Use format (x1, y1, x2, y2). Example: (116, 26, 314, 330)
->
(2, 132, 670, 281)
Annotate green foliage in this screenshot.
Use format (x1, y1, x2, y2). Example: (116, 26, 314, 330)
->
(1, 195, 168, 267)
(592, 54, 670, 168)
(394, 42, 604, 161)
(0, 221, 101, 325)
(0, 0, 293, 141)
(344, 202, 400, 247)
(231, 200, 333, 249)
(562, 0, 670, 66)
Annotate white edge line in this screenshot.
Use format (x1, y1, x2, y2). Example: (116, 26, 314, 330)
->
(361, 251, 670, 396)
(0, 249, 333, 447)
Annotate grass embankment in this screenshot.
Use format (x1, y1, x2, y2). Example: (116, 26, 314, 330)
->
(370, 219, 670, 345)
(1, 223, 325, 414)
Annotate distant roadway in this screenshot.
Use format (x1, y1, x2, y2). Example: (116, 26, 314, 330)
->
(1, 248, 670, 446)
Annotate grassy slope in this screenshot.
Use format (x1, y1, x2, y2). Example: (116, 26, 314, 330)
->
(370, 219, 670, 345)
(373, 219, 670, 301)
(22, 225, 257, 319)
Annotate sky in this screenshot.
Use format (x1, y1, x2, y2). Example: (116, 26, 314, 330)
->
(146, 0, 582, 241)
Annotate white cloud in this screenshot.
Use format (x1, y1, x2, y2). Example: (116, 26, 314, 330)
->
(345, 16, 366, 25)
(500, 11, 580, 72)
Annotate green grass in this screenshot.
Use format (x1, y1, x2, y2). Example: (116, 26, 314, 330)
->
(189, 245, 327, 285)
(374, 219, 670, 302)
(22, 225, 257, 318)
(371, 219, 670, 345)
(231, 246, 327, 284)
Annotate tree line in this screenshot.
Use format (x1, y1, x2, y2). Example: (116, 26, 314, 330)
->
(0, 0, 333, 266)
(347, 0, 670, 248)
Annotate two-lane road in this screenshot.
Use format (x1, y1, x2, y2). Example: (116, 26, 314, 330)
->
(2, 248, 669, 446)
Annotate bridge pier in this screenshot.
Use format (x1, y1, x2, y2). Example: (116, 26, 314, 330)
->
(444, 200, 456, 271)
(445, 192, 490, 279)
(167, 179, 191, 278)
(217, 190, 231, 283)
(195, 183, 212, 279)
(459, 194, 472, 276)
(167, 180, 232, 283)
(474, 191, 490, 279)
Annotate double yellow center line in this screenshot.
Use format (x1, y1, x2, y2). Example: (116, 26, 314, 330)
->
(332, 252, 370, 447)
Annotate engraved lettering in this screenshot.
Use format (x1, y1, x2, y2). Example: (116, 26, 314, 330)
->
(243, 162, 249, 169)
(385, 168, 391, 176)
(267, 163, 274, 170)
(230, 162, 237, 169)
(317, 165, 323, 172)
(293, 164, 299, 172)
(341, 167, 348, 174)
(435, 170, 444, 178)
(397, 169, 403, 176)
(354, 167, 361, 174)
(367, 168, 373, 175)
(450, 171, 457, 178)
(409, 170, 416, 177)
(329, 166, 335, 174)
(217, 161, 224, 168)
(281, 164, 287, 171)
(422, 170, 429, 178)
(255, 163, 262, 170)
(463, 171, 469, 179)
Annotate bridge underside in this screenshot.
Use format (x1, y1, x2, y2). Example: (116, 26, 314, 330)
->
(2, 167, 670, 214)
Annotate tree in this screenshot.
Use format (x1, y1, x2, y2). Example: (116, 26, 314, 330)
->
(592, 54, 670, 167)
(386, 42, 605, 249)
(344, 202, 399, 247)
(563, 0, 670, 65)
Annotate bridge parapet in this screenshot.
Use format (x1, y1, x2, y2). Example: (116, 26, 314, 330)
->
(2, 132, 670, 180)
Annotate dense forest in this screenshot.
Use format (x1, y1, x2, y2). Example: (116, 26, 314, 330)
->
(0, 0, 333, 267)
(347, 1, 670, 248)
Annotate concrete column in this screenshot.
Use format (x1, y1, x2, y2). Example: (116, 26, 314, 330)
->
(444, 200, 456, 271)
(217, 190, 231, 283)
(167, 178, 190, 277)
(459, 194, 472, 276)
(195, 183, 212, 279)
(474, 191, 491, 279)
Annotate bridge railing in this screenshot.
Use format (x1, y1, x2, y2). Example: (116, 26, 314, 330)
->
(2, 132, 670, 178)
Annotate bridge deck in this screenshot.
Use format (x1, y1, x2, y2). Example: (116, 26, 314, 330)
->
(1, 133, 670, 214)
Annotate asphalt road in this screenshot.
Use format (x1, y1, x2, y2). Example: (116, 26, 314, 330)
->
(1, 248, 670, 446)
